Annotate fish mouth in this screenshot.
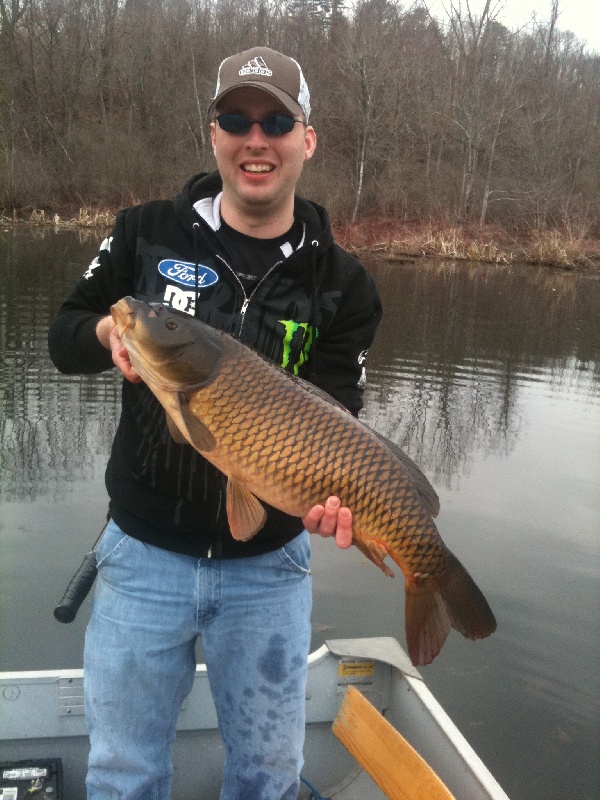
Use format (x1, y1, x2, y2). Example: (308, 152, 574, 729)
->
(110, 297, 138, 337)
(111, 297, 165, 336)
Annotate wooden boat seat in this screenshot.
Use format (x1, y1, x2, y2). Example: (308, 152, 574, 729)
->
(333, 684, 456, 800)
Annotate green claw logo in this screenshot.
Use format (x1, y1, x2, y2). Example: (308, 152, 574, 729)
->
(278, 320, 318, 375)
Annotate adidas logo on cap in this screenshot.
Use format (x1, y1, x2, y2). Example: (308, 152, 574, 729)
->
(239, 57, 273, 77)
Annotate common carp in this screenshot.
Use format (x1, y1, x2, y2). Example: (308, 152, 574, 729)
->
(111, 297, 496, 666)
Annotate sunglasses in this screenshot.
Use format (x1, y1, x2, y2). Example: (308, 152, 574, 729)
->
(215, 113, 303, 137)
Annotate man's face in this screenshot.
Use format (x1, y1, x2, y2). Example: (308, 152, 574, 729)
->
(210, 87, 316, 228)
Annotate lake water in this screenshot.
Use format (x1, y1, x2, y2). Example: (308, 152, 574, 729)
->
(1, 228, 598, 800)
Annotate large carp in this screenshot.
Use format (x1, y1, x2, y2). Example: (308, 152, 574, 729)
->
(111, 297, 496, 665)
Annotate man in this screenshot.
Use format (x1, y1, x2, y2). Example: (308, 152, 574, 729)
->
(48, 46, 382, 800)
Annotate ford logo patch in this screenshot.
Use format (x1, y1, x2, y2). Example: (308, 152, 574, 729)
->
(158, 259, 219, 289)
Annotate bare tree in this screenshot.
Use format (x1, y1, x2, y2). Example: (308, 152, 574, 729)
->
(0, 0, 598, 233)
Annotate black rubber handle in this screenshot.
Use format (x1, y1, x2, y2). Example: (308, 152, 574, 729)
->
(53, 551, 98, 623)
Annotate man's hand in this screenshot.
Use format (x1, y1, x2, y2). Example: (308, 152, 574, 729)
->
(96, 315, 141, 383)
(303, 496, 353, 549)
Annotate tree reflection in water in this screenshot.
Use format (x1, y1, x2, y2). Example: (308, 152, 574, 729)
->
(0, 228, 120, 501)
(1, 231, 599, 501)
(363, 258, 600, 487)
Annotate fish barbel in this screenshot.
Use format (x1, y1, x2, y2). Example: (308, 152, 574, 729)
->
(111, 297, 496, 665)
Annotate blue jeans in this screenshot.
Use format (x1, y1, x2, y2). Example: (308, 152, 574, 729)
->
(84, 520, 312, 800)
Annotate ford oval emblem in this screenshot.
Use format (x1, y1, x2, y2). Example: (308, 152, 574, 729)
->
(158, 259, 219, 289)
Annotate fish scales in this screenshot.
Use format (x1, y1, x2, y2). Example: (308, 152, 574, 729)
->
(190, 336, 445, 579)
(110, 298, 497, 666)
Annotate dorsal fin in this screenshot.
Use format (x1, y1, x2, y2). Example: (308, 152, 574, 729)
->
(363, 425, 440, 518)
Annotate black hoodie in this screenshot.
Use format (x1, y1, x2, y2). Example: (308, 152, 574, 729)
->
(48, 172, 382, 558)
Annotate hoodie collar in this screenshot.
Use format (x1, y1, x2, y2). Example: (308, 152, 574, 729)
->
(193, 191, 307, 255)
(178, 171, 334, 252)
(193, 192, 223, 232)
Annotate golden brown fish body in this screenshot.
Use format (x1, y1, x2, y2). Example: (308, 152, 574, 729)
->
(191, 336, 442, 578)
(111, 297, 496, 665)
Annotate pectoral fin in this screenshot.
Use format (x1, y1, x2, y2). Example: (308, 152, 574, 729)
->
(226, 478, 267, 541)
(165, 412, 189, 445)
(177, 392, 216, 451)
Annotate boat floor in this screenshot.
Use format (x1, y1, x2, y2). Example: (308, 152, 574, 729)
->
(307, 766, 387, 799)
(0, 637, 509, 800)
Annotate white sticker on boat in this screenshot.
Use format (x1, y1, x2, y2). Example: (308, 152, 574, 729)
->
(3, 768, 47, 780)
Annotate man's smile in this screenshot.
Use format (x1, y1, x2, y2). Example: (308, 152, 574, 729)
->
(241, 163, 275, 173)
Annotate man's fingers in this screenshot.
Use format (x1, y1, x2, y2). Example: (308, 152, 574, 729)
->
(303, 497, 353, 548)
(318, 496, 340, 537)
(335, 506, 353, 549)
(109, 327, 141, 383)
(302, 504, 325, 534)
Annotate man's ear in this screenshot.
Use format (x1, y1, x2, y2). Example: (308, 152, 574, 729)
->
(304, 126, 317, 161)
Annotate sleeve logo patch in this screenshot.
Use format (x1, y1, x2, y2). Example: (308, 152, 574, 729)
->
(83, 236, 112, 279)
(158, 259, 219, 289)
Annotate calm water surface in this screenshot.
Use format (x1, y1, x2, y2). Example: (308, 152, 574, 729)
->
(1, 228, 598, 800)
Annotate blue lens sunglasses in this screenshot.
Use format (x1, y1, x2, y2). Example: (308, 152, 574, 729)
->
(216, 113, 304, 137)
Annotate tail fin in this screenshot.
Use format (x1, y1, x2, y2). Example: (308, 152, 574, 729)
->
(405, 553, 497, 666)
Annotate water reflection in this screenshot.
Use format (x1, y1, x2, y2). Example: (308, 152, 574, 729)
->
(363, 259, 600, 486)
(0, 228, 120, 501)
(1, 230, 599, 800)
(2, 232, 598, 501)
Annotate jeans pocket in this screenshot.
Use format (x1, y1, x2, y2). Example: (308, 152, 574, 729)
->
(277, 531, 311, 575)
(95, 521, 131, 569)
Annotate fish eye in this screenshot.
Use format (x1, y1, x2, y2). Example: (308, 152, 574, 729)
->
(165, 320, 178, 330)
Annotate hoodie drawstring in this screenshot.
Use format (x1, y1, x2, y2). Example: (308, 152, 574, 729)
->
(193, 222, 201, 317)
(308, 240, 319, 383)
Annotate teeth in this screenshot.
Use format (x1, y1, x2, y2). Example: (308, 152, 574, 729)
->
(243, 164, 273, 173)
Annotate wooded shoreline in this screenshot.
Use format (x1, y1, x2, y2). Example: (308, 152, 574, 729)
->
(4, 207, 599, 271)
(2, 0, 599, 254)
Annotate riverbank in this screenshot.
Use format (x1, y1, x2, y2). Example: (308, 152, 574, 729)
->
(333, 219, 600, 272)
(3, 208, 599, 271)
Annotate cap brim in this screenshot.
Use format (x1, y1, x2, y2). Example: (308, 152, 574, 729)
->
(207, 83, 303, 119)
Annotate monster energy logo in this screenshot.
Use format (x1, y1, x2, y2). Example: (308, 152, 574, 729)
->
(278, 320, 317, 375)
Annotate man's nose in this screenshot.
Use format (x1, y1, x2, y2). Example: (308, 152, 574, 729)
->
(244, 121, 269, 146)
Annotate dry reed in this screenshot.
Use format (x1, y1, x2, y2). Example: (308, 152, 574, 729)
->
(3, 209, 599, 271)
(334, 219, 599, 271)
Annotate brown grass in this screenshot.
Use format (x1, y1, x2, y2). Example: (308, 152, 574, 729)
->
(3, 209, 599, 271)
(17, 207, 117, 229)
(333, 219, 600, 271)
(1, 206, 116, 233)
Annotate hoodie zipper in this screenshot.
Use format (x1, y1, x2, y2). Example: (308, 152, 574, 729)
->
(194, 212, 317, 337)
(194, 223, 254, 334)
(215, 253, 290, 339)
(239, 260, 286, 337)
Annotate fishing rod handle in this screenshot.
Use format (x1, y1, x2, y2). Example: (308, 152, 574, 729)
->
(53, 551, 98, 623)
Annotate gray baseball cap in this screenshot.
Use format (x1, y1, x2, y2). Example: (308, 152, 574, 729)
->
(208, 46, 311, 121)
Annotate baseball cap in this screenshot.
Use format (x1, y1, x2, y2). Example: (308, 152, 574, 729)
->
(208, 46, 311, 122)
